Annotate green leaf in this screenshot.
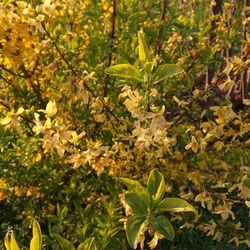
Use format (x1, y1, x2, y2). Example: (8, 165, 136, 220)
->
(54, 234, 76, 250)
(10, 232, 20, 250)
(157, 198, 196, 213)
(144, 62, 155, 75)
(147, 169, 165, 206)
(243, 178, 250, 189)
(106, 64, 143, 82)
(3, 0, 16, 7)
(152, 215, 175, 241)
(125, 192, 148, 214)
(77, 238, 97, 250)
(125, 214, 147, 249)
(30, 220, 42, 250)
(151, 64, 184, 84)
(120, 177, 149, 203)
(138, 30, 151, 64)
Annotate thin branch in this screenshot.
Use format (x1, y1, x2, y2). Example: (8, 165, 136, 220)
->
(154, 0, 168, 56)
(0, 64, 26, 78)
(41, 23, 77, 74)
(207, 191, 248, 206)
(185, 54, 200, 74)
(168, 84, 219, 129)
(41, 22, 122, 124)
(240, 0, 250, 99)
(0, 55, 39, 79)
(110, 0, 117, 42)
(0, 100, 11, 110)
(0, 73, 14, 87)
(104, 0, 117, 97)
(41, 22, 97, 97)
(30, 57, 40, 76)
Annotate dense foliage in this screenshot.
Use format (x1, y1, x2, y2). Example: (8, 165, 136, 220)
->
(0, 0, 250, 249)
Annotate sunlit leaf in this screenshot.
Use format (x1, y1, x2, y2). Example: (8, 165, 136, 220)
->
(10, 232, 20, 250)
(151, 64, 184, 84)
(125, 192, 148, 215)
(4, 231, 11, 250)
(54, 234, 76, 250)
(125, 214, 147, 249)
(77, 238, 97, 250)
(147, 169, 165, 206)
(106, 64, 143, 82)
(3, 0, 16, 7)
(157, 198, 196, 213)
(120, 177, 149, 203)
(30, 220, 42, 250)
(138, 30, 151, 64)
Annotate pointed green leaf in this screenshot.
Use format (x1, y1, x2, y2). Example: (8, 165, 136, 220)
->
(125, 214, 147, 249)
(138, 30, 151, 64)
(3, 0, 16, 7)
(152, 215, 175, 241)
(144, 62, 155, 75)
(77, 238, 97, 250)
(120, 177, 149, 203)
(151, 64, 184, 84)
(243, 178, 250, 190)
(4, 231, 11, 250)
(106, 64, 143, 82)
(125, 192, 148, 215)
(30, 220, 42, 250)
(147, 169, 165, 206)
(54, 234, 76, 250)
(10, 232, 20, 250)
(157, 198, 196, 213)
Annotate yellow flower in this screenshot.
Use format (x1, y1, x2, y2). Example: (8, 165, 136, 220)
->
(14, 186, 26, 197)
(0, 190, 8, 201)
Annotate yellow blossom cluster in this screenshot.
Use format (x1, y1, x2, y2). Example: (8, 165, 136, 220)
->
(101, 0, 114, 32)
(119, 86, 176, 155)
(33, 101, 86, 158)
(0, 1, 40, 69)
(0, 178, 7, 201)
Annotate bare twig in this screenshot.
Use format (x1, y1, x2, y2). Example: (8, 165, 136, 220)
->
(207, 191, 248, 206)
(0, 100, 11, 110)
(154, 0, 168, 56)
(110, 0, 117, 42)
(0, 55, 39, 79)
(168, 84, 219, 129)
(0, 64, 26, 78)
(240, 0, 250, 99)
(0, 73, 14, 87)
(104, 0, 117, 97)
(41, 22, 122, 124)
